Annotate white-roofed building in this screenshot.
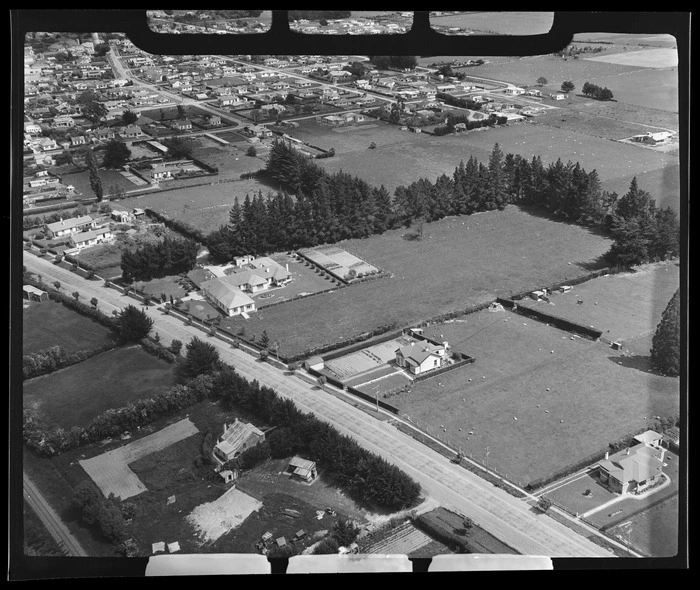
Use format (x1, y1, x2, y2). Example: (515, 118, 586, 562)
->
(287, 456, 318, 482)
(199, 276, 256, 316)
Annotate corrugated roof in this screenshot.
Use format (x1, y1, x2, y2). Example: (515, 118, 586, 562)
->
(215, 420, 264, 458)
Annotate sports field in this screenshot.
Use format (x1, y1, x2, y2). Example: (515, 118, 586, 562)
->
(23, 344, 178, 430)
(392, 303, 681, 486)
(219, 205, 613, 359)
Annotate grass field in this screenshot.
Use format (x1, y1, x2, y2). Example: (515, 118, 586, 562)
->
(218, 205, 613, 359)
(61, 169, 138, 197)
(388, 299, 680, 486)
(112, 177, 268, 234)
(23, 344, 177, 430)
(516, 261, 680, 355)
(22, 299, 117, 355)
(311, 117, 678, 203)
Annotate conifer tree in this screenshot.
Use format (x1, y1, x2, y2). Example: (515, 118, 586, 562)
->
(651, 288, 681, 376)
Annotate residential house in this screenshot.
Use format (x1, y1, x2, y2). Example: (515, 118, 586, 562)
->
(226, 257, 292, 292)
(69, 134, 87, 147)
(111, 210, 131, 223)
(212, 419, 266, 464)
(631, 131, 674, 145)
(287, 456, 318, 483)
(597, 430, 667, 495)
(120, 124, 144, 139)
(92, 127, 116, 142)
(24, 121, 42, 135)
(395, 340, 449, 375)
(200, 276, 256, 316)
(68, 227, 114, 251)
(172, 119, 192, 131)
(206, 115, 222, 127)
(45, 215, 96, 238)
(52, 114, 75, 128)
(504, 86, 525, 95)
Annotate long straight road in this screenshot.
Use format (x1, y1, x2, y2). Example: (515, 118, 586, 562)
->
(21, 251, 612, 557)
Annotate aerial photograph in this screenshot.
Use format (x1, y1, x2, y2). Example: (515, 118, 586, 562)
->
(11, 10, 687, 577)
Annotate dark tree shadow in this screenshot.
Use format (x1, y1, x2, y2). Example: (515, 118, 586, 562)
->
(608, 354, 654, 374)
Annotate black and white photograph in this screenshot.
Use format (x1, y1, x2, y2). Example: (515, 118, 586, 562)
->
(9, 10, 688, 578)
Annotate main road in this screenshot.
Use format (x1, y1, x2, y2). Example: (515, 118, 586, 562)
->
(22, 251, 613, 558)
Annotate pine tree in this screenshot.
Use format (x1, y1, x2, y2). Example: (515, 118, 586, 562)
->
(651, 289, 681, 376)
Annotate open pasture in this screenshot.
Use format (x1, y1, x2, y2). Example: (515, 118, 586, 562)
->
(219, 206, 612, 359)
(23, 344, 178, 430)
(391, 307, 680, 486)
(315, 119, 677, 198)
(61, 169, 138, 197)
(22, 299, 116, 355)
(115, 177, 267, 234)
(516, 261, 680, 355)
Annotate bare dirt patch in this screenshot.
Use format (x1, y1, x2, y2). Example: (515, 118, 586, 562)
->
(187, 486, 263, 544)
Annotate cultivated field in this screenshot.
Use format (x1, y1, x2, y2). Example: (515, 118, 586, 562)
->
(220, 206, 613, 359)
(22, 299, 116, 355)
(62, 169, 138, 196)
(79, 418, 200, 500)
(23, 344, 178, 430)
(389, 300, 680, 486)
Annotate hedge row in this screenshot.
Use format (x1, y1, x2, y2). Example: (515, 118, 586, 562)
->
(24, 276, 118, 331)
(143, 208, 208, 244)
(23, 373, 216, 457)
(23, 342, 117, 380)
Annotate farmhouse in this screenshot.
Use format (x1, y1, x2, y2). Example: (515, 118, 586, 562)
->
(395, 340, 449, 375)
(597, 430, 667, 495)
(287, 456, 318, 483)
(45, 215, 96, 238)
(199, 276, 256, 316)
(68, 227, 114, 251)
(212, 419, 266, 465)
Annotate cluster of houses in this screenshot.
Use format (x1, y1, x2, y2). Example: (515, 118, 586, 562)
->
(197, 255, 292, 317)
(42, 213, 115, 254)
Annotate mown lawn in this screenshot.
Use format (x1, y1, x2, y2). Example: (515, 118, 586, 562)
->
(22, 299, 117, 355)
(391, 305, 680, 487)
(219, 205, 613, 359)
(23, 344, 177, 430)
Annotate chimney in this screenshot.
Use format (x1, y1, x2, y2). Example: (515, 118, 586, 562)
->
(626, 448, 630, 455)
(605, 451, 609, 460)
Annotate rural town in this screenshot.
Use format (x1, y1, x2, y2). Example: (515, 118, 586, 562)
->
(14, 10, 685, 574)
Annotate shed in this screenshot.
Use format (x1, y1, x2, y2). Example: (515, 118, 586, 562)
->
(23, 285, 49, 302)
(151, 541, 165, 554)
(560, 285, 572, 293)
(287, 456, 318, 482)
(219, 469, 237, 484)
(276, 537, 287, 547)
(303, 356, 325, 371)
(531, 290, 545, 300)
(167, 541, 181, 553)
(262, 531, 273, 544)
(292, 529, 307, 542)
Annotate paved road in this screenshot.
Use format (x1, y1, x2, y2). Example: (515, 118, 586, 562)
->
(23, 472, 88, 557)
(22, 251, 613, 557)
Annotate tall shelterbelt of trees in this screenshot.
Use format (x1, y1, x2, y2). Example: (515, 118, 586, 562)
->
(207, 140, 679, 270)
(121, 236, 199, 281)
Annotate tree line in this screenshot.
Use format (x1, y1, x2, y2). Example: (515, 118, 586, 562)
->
(205, 140, 679, 271)
(581, 82, 614, 101)
(120, 235, 199, 282)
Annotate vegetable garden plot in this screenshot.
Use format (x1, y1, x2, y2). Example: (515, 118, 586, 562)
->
(79, 418, 199, 500)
